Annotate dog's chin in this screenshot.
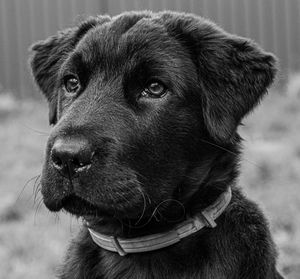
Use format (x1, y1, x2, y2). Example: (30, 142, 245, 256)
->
(61, 195, 107, 217)
(43, 194, 112, 219)
(44, 193, 144, 224)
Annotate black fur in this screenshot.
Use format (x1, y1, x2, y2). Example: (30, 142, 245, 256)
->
(29, 11, 283, 279)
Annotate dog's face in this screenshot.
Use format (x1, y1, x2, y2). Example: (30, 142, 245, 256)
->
(30, 12, 276, 226)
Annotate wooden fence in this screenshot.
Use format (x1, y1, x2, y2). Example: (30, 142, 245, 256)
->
(0, 0, 299, 98)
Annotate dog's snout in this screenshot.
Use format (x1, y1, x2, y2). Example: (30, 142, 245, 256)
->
(51, 137, 94, 177)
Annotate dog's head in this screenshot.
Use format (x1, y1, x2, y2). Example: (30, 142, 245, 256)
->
(30, 11, 276, 231)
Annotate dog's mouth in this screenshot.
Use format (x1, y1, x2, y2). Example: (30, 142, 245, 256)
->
(45, 194, 112, 219)
(61, 195, 101, 216)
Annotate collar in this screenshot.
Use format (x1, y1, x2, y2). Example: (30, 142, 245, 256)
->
(87, 187, 232, 256)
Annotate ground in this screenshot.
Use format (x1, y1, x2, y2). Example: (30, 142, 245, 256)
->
(0, 87, 299, 279)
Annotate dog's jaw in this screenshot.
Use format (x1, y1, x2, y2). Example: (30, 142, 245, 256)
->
(85, 187, 232, 256)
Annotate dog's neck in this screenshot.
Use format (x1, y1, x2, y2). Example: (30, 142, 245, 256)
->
(85, 187, 232, 256)
(83, 184, 231, 239)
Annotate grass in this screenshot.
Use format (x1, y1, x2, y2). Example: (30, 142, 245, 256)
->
(239, 90, 300, 278)
(0, 88, 299, 278)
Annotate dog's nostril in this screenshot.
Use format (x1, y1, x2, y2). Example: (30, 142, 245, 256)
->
(50, 138, 94, 177)
(72, 158, 80, 168)
(51, 153, 64, 169)
(71, 157, 91, 169)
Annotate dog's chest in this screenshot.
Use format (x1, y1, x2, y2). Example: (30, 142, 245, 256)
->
(99, 251, 227, 279)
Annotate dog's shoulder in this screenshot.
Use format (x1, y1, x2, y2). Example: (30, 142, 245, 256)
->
(223, 187, 276, 252)
(216, 187, 279, 278)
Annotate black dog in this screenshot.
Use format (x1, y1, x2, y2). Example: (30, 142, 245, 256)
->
(30, 11, 284, 279)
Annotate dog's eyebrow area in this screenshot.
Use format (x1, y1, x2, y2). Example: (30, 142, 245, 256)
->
(122, 56, 195, 96)
(71, 22, 198, 96)
(56, 53, 91, 92)
(60, 53, 85, 75)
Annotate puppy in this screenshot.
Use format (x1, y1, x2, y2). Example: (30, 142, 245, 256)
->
(30, 11, 284, 279)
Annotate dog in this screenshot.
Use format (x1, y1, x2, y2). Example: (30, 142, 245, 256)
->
(30, 11, 284, 279)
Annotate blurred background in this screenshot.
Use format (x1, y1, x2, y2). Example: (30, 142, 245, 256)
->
(0, 0, 299, 278)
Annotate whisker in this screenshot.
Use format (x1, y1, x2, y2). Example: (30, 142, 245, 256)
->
(127, 198, 185, 229)
(153, 211, 161, 222)
(199, 138, 261, 168)
(115, 216, 125, 235)
(134, 188, 147, 225)
(33, 187, 41, 204)
(115, 191, 131, 205)
(21, 123, 50, 136)
(34, 196, 44, 225)
(33, 179, 42, 203)
(17, 174, 40, 201)
(151, 199, 186, 223)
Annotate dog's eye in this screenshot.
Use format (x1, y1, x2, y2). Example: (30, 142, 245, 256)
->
(141, 81, 167, 98)
(64, 75, 80, 94)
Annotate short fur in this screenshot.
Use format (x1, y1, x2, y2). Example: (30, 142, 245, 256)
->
(29, 11, 283, 279)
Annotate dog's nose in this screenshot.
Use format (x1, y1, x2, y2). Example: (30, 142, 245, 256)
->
(50, 137, 94, 177)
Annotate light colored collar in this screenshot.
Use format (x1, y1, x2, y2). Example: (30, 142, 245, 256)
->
(87, 187, 232, 256)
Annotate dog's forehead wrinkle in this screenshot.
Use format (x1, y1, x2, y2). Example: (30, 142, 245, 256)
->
(76, 15, 185, 71)
(111, 11, 153, 34)
(70, 17, 202, 95)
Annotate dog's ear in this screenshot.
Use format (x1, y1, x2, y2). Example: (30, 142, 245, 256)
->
(29, 16, 110, 125)
(30, 27, 75, 125)
(162, 13, 277, 142)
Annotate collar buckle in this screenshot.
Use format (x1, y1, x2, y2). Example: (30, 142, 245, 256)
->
(112, 236, 127, 256)
(201, 211, 217, 228)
